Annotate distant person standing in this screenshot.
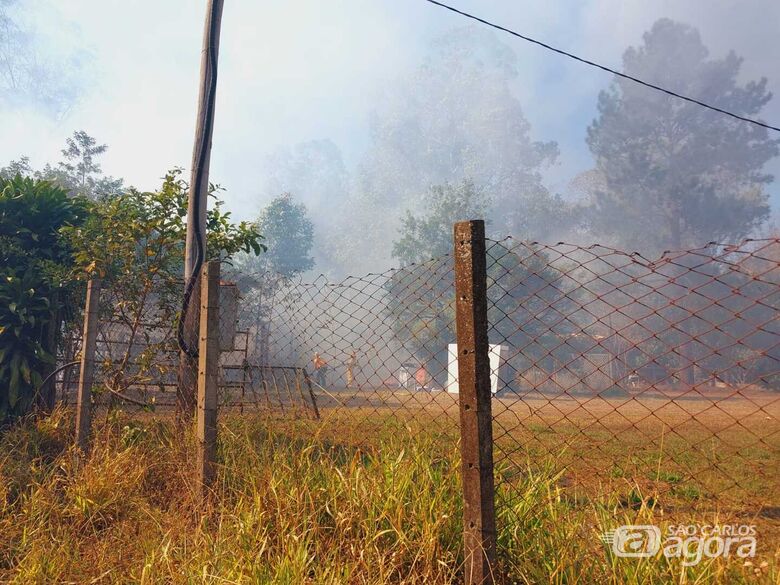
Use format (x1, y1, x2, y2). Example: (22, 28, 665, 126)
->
(313, 352, 328, 387)
(345, 350, 357, 388)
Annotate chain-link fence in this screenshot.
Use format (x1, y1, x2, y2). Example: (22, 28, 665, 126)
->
(53, 229, 780, 577)
(229, 254, 461, 438)
(484, 237, 779, 527)
(228, 236, 779, 508)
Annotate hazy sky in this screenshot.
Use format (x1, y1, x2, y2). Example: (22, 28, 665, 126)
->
(3, 0, 779, 220)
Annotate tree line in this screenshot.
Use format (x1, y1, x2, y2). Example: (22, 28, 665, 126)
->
(3, 16, 779, 418)
(261, 19, 778, 276)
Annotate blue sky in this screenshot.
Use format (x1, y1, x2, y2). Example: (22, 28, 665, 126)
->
(3, 0, 779, 221)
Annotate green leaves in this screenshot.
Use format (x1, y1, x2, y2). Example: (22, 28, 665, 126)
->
(64, 168, 263, 284)
(60, 169, 263, 399)
(0, 176, 82, 422)
(0, 276, 55, 419)
(0, 168, 263, 422)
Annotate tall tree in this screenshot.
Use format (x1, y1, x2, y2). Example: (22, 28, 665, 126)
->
(243, 193, 315, 277)
(234, 194, 314, 367)
(261, 140, 347, 274)
(392, 179, 490, 265)
(1, 131, 124, 199)
(334, 26, 565, 274)
(44, 131, 124, 199)
(0, 156, 32, 178)
(387, 180, 571, 386)
(586, 18, 779, 253)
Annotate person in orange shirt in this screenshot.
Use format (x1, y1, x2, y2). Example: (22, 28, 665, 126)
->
(313, 352, 328, 387)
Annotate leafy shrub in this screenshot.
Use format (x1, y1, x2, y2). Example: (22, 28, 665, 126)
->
(0, 176, 87, 421)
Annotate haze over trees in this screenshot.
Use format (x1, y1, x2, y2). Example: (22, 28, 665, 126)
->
(585, 18, 779, 254)
(392, 179, 490, 265)
(282, 19, 778, 274)
(245, 193, 315, 278)
(1, 131, 123, 200)
(387, 178, 574, 387)
(0, 0, 86, 116)
(45, 131, 124, 200)
(327, 26, 573, 275)
(4, 15, 778, 277)
(260, 140, 347, 272)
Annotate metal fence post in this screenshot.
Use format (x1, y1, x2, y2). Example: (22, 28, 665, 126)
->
(197, 260, 220, 502)
(453, 220, 497, 585)
(75, 278, 101, 453)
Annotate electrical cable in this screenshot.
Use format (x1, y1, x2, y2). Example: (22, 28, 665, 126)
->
(35, 361, 80, 400)
(423, 0, 780, 133)
(177, 1, 221, 359)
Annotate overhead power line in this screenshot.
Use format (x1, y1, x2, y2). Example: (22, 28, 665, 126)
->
(423, 0, 780, 133)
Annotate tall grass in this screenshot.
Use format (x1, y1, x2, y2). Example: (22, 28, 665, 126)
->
(0, 408, 775, 584)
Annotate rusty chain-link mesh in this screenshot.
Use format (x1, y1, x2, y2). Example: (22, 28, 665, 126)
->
(486, 237, 779, 524)
(228, 255, 461, 438)
(53, 235, 780, 546)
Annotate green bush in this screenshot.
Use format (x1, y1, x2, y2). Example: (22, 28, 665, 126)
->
(0, 176, 87, 422)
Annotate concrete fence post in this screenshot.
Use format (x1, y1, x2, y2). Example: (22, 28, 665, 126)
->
(75, 278, 101, 453)
(453, 220, 497, 585)
(197, 260, 220, 503)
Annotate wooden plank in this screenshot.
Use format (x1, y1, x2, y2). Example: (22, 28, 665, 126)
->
(453, 220, 496, 585)
(75, 279, 101, 453)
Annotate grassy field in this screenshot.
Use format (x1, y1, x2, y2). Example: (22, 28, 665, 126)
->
(312, 388, 779, 509)
(0, 406, 777, 584)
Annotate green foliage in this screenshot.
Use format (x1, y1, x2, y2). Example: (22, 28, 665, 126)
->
(64, 168, 263, 283)
(61, 169, 263, 396)
(242, 193, 314, 277)
(0, 176, 87, 421)
(0, 274, 52, 418)
(387, 181, 572, 382)
(1, 132, 124, 200)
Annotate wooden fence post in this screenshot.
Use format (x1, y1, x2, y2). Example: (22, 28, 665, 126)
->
(75, 278, 101, 453)
(197, 260, 220, 502)
(453, 220, 496, 585)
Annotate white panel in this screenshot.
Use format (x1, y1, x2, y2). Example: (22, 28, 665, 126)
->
(447, 343, 508, 395)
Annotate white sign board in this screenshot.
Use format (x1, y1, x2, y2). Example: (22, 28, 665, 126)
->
(446, 343, 508, 395)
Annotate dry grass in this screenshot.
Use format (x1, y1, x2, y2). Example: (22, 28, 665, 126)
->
(0, 407, 777, 584)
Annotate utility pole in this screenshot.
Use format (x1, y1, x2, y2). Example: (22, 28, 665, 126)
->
(178, 0, 225, 415)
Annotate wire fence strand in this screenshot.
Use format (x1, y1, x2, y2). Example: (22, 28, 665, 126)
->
(55, 235, 780, 544)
